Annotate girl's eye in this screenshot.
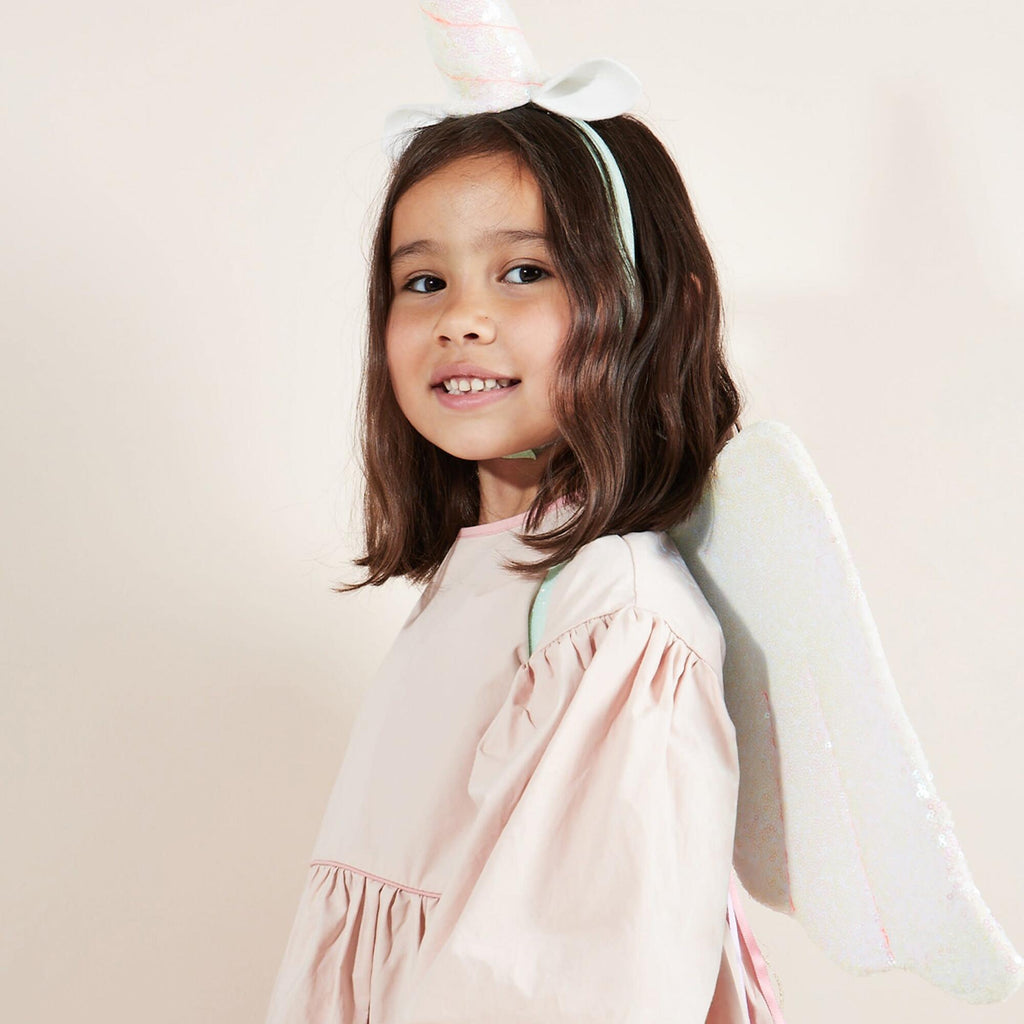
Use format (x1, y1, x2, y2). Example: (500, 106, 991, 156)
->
(405, 275, 445, 293)
(503, 265, 548, 285)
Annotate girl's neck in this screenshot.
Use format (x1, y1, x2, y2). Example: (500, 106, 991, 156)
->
(476, 449, 554, 524)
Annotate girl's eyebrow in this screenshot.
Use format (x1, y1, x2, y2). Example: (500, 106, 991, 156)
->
(390, 229, 550, 264)
(481, 228, 549, 249)
(390, 239, 439, 263)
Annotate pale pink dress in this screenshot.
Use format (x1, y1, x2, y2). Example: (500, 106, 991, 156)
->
(265, 506, 783, 1023)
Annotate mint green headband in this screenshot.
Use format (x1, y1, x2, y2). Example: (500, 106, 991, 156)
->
(569, 117, 635, 266)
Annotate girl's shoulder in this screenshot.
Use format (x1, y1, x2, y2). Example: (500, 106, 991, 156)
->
(536, 530, 725, 668)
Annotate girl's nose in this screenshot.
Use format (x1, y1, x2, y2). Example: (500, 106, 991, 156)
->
(434, 293, 496, 345)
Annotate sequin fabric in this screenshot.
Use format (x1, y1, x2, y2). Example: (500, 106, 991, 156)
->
(420, 0, 542, 112)
(672, 420, 1023, 1003)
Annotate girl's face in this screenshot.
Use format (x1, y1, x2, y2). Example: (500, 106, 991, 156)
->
(385, 152, 571, 463)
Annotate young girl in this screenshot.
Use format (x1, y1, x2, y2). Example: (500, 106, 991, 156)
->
(264, 4, 1021, 1021)
(264, 97, 780, 1023)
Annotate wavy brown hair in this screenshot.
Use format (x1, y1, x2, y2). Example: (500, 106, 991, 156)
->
(341, 103, 742, 589)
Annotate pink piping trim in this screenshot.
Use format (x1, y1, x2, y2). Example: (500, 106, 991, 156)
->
(729, 874, 786, 1023)
(459, 509, 531, 537)
(310, 859, 441, 899)
(460, 496, 572, 538)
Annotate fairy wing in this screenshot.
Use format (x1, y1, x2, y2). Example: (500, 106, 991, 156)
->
(669, 420, 1023, 1003)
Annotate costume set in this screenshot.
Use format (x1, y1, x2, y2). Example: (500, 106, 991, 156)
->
(266, 3, 1022, 1020)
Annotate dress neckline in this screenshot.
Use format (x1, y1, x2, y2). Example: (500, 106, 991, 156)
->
(457, 509, 531, 538)
(457, 497, 573, 540)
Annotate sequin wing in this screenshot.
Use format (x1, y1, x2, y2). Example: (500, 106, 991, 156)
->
(670, 420, 1023, 1003)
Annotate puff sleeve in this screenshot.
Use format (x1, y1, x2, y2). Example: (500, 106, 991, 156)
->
(395, 606, 740, 1024)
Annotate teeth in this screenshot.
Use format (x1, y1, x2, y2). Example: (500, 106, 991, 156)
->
(442, 377, 516, 394)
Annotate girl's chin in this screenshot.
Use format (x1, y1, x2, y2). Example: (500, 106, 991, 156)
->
(432, 441, 552, 463)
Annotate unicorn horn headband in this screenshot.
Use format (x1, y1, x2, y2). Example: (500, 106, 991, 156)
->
(384, 0, 642, 263)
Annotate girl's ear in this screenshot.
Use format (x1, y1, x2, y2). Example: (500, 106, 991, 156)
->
(689, 272, 703, 294)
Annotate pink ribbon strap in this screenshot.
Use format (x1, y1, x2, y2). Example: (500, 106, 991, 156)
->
(729, 872, 786, 1023)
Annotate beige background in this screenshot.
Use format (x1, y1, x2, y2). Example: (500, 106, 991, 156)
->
(2, 1, 1021, 1021)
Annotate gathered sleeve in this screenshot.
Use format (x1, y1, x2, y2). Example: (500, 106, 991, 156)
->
(396, 606, 740, 1024)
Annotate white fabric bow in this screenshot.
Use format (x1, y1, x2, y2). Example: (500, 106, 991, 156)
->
(383, 57, 642, 160)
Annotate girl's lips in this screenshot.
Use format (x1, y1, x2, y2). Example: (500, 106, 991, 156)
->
(434, 381, 520, 409)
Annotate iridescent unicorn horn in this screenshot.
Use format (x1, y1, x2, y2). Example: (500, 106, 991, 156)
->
(421, 0, 542, 113)
(384, 0, 643, 159)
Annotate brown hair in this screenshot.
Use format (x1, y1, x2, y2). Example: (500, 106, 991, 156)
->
(341, 103, 742, 589)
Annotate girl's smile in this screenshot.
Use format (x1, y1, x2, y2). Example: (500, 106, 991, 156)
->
(385, 152, 570, 476)
(431, 359, 521, 408)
